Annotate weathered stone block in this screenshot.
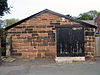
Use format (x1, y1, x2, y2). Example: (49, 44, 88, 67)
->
(12, 53, 22, 56)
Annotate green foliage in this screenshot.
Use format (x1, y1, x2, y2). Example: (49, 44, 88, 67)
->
(95, 32, 100, 35)
(0, 0, 10, 16)
(6, 18, 19, 27)
(0, 28, 6, 56)
(88, 10, 99, 19)
(77, 13, 93, 20)
(1, 48, 6, 56)
(0, 28, 6, 47)
(3, 56, 8, 59)
(76, 10, 99, 20)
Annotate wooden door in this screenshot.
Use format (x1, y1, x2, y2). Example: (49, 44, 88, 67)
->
(57, 27, 84, 57)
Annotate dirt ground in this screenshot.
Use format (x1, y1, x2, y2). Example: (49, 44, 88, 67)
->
(0, 58, 100, 75)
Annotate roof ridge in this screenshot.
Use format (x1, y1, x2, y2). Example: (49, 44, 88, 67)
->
(5, 9, 97, 30)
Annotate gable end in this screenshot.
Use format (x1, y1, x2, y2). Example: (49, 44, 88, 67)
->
(5, 9, 97, 30)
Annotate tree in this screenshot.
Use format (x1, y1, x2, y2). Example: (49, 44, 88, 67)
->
(0, 0, 10, 17)
(0, 28, 6, 56)
(0, 0, 10, 57)
(76, 10, 99, 20)
(0, 20, 6, 28)
(77, 13, 93, 20)
(6, 18, 19, 27)
(88, 10, 99, 19)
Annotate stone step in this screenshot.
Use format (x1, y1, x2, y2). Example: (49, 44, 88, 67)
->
(55, 57, 85, 63)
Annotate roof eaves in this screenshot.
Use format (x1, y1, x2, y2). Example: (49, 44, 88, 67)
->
(5, 9, 48, 30)
(77, 20, 97, 28)
(64, 16, 97, 28)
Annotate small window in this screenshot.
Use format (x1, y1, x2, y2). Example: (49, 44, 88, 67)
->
(62, 18, 65, 21)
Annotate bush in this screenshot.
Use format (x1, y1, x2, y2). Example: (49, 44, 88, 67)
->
(3, 56, 8, 59)
(1, 48, 6, 56)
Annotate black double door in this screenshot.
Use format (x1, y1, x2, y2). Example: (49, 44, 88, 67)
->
(57, 27, 84, 57)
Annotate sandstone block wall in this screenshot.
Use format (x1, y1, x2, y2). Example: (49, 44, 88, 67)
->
(84, 28, 95, 60)
(6, 12, 95, 60)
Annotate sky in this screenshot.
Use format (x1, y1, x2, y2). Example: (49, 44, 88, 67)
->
(1, 0, 100, 20)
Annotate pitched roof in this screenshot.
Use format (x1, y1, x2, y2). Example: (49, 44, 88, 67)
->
(5, 9, 97, 30)
(80, 20, 94, 25)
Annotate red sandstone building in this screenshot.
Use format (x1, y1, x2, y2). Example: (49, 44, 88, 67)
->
(95, 13, 100, 32)
(5, 9, 96, 62)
